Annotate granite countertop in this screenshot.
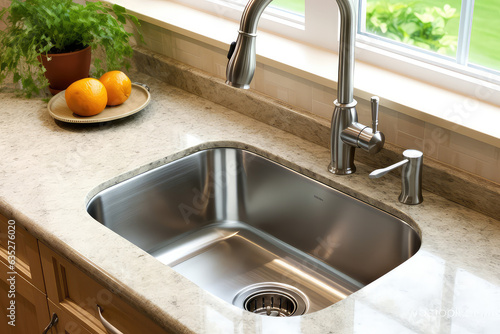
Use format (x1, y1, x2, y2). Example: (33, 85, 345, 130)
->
(1, 71, 499, 334)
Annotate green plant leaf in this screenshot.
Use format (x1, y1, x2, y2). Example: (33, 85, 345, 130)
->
(116, 13, 126, 24)
(400, 22, 419, 36)
(435, 4, 457, 19)
(112, 4, 126, 14)
(415, 12, 435, 24)
(380, 22, 388, 34)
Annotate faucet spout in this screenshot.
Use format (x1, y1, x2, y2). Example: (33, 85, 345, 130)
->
(226, 0, 384, 175)
(226, 0, 273, 88)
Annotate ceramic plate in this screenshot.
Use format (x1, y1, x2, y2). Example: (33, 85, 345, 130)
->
(47, 83, 151, 123)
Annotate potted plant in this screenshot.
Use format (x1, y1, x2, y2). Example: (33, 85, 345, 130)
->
(0, 0, 141, 97)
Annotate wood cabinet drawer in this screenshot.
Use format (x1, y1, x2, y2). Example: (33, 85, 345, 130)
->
(48, 300, 94, 334)
(0, 213, 45, 291)
(0, 261, 50, 334)
(39, 242, 170, 334)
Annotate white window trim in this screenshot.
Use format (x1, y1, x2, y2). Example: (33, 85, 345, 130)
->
(456, 0, 475, 66)
(104, 0, 500, 148)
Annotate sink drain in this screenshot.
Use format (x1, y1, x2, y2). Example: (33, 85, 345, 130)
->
(233, 283, 309, 317)
(244, 291, 297, 316)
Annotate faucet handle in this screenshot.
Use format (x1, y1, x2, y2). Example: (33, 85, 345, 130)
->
(369, 149, 423, 205)
(227, 41, 237, 60)
(371, 96, 379, 133)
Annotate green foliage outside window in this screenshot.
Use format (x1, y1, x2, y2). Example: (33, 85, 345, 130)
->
(366, 1, 459, 56)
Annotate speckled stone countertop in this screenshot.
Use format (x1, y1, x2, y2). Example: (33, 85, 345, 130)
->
(1, 71, 499, 334)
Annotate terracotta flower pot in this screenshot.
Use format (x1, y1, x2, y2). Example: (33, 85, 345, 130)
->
(39, 46, 92, 95)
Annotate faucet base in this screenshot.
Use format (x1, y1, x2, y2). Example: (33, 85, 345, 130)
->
(328, 163, 356, 175)
(329, 100, 358, 175)
(226, 81, 250, 89)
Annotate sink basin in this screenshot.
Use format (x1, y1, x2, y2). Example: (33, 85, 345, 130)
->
(87, 148, 421, 316)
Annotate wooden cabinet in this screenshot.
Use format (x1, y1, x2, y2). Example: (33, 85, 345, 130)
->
(0, 213, 50, 333)
(0, 214, 45, 291)
(0, 213, 170, 334)
(0, 261, 51, 334)
(39, 242, 170, 334)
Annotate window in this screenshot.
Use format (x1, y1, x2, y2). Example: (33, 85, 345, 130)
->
(358, 0, 500, 78)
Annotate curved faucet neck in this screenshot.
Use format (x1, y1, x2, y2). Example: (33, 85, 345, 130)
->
(239, 0, 274, 34)
(229, 0, 357, 104)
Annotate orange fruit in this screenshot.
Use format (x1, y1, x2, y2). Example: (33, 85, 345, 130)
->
(99, 71, 132, 106)
(65, 78, 107, 117)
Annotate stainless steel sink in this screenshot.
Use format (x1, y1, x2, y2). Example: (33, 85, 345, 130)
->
(87, 148, 421, 316)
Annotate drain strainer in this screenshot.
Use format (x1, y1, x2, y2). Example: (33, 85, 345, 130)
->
(244, 291, 297, 316)
(233, 282, 309, 317)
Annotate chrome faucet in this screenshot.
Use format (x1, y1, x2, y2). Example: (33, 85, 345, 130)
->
(226, 0, 384, 174)
(369, 149, 423, 205)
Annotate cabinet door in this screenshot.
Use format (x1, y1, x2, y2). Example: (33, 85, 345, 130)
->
(0, 261, 50, 334)
(0, 213, 45, 291)
(39, 242, 171, 334)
